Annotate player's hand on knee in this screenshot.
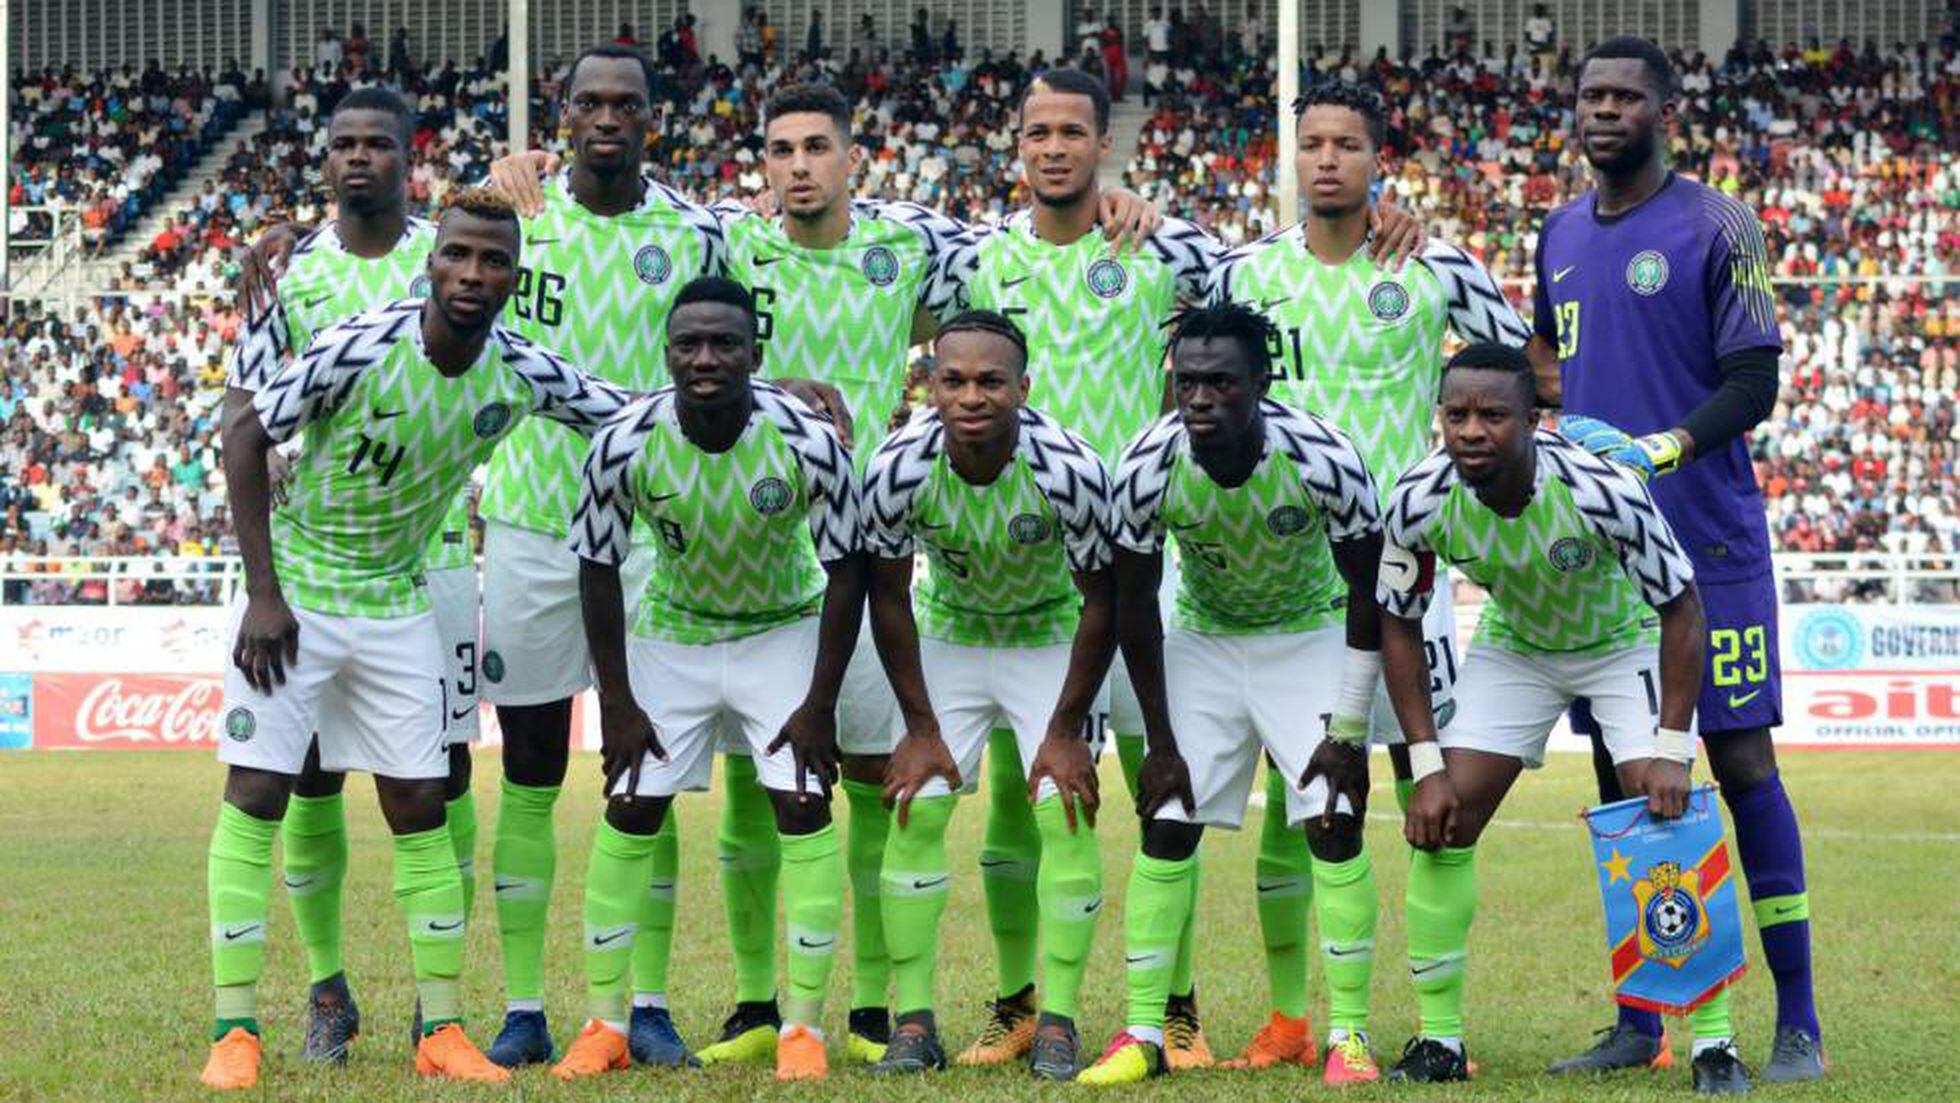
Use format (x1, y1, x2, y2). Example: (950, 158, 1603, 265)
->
(1028, 727, 1099, 832)
(1367, 186, 1426, 270)
(487, 149, 558, 217)
(235, 222, 299, 317)
(769, 701, 840, 801)
(1639, 757, 1692, 820)
(1405, 773, 1459, 851)
(1300, 724, 1370, 829)
(1099, 187, 1162, 252)
(599, 701, 664, 797)
(1136, 747, 1195, 820)
(883, 723, 959, 827)
(232, 592, 299, 692)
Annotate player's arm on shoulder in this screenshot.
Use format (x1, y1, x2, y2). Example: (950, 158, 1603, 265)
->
(1422, 238, 1532, 347)
(514, 339, 633, 436)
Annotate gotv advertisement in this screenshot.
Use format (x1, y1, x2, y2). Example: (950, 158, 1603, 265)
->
(1780, 604, 1960, 747)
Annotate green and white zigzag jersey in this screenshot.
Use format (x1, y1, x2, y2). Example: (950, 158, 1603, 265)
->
(720, 198, 969, 465)
(863, 406, 1111, 648)
(931, 211, 1223, 465)
(482, 174, 727, 539)
(229, 218, 474, 571)
(1115, 399, 1380, 635)
(569, 381, 861, 645)
(1379, 431, 1694, 654)
(1208, 231, 1530, 496)
(254, 300, 630, 618)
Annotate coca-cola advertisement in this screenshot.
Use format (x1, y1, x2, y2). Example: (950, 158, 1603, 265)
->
(32, 673, 226, 749)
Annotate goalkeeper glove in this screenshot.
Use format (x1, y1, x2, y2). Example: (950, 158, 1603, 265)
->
(1555, 413, 1683, 480)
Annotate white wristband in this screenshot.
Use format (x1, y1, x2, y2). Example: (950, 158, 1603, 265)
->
(1335, 647, 1382, 722)
(1654, 727, 1696, 764)
(1408, 741, 1445, 782)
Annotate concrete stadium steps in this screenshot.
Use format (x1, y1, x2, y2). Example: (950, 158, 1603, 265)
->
(1100, 98, 1152, 191)
(85, 113, 272, 283)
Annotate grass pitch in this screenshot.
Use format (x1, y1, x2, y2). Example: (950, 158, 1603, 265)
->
(1, 749, 1952, 1101)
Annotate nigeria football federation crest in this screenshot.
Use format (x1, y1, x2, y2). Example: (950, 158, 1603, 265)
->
(1634, 861, 1709, 964)
(634, 244, 674, 285)
(1548, 536, 1594, 572)
(1266, 505, 1311, 537)
(1085, 257, 1128, 298)
(861, 245, 900, 286)
(1626, 250, 1670, 296)
(1366, 279, 1411, 321)
(1008, 513, 1051, 545)
(749, 476, 794, 515)
(224, 707, 255, 742)
(474, 402, 513, 439)
(409, 275, 432, 298)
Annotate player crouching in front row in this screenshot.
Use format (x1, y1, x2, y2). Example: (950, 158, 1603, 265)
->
(1375, 344, 1745, 1094)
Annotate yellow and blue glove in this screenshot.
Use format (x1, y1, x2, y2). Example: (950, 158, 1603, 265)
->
(1555, 413, 1682, 480)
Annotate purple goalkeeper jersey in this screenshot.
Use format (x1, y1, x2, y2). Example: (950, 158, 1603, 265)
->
(1534, 173, 1783, 584)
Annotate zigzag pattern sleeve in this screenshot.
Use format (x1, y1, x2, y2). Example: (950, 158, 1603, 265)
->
(250, 303, 414, 443)
(761, 383, 863, 563)
(1111, 415, 1181, 554)
(1023, 410, 1115, 573)
(1265, 402, 1382, 542)
(860, 414, 940, 560)
(1376, 451, 1454, 619)
(1418, 239, 1532, 347)
(501, 330, 632, 436)
(567, 398, 661, 566)
(227, 290, 290, 391)
(1201, 242, 1250, 305)
(879, 199, 973, 310)
(1545, 435, 1696, 608)
(918, 221, 990, 320)
(660, 180, 730, 277)
(1151, 217, 1228, 300)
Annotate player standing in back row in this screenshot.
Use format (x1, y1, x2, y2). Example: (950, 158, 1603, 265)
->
(1207, 80, 1530, 1080)
(1533, 36, 1819, 1085)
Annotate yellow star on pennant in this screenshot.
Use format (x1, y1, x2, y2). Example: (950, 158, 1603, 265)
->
(1601, 847, 1633, 885)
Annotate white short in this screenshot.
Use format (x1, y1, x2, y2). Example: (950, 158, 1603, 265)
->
(428, 565, 481, 744)
(1155, 626, 1351, 830)
(913, 637, 1110, 800)
(612, 618, 827, 798)
(218, 598, 448, 780)
(1108, 551, 1180, 738)
(1443, 642, 1670, 769)
(480, 521, 654, 706)
(1368, 580, 1459, 744)
(837, 618, 901, 756)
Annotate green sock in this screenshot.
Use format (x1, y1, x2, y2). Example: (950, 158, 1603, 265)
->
(492, 779, 559, 1003)
(1033, 794, 1102, 1021)
(1405, 845, 1477, 1038)
(842, 778, 892, 1011)
(446, 791, 478, 921)
(629, 808, 679, 1000)
(719, 754, 781, 1004)
(281, 793, 348, 984)
(779, 822, 844, 1028)
(1255, 768, 1312, 1017)
(1395, 777, 1415, 815)
(980, 728, 1040, 998)
(394, 825, 466, 1030)
(1170, 854, 1200, 999)
(1689, 988, 1735, 1042)
(1115, 731, 1145, 800)
(881, 794, 956, 1015)
(582, 820, 658, 1027)
(1123, 852, 1197, 1031)
(1313, 850, 1379, 1033)
(210, 802, 277, 1033)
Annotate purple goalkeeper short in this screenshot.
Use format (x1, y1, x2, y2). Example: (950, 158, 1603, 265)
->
(1571, 570, 1783, 740)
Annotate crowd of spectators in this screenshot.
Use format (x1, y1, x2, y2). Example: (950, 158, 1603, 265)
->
(2, 20, 1954, 602)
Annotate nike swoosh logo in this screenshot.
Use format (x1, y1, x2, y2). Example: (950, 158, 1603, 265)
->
(911, 876, 950, 890)
(428, 919, 464, 932)
(1125, 954, 1153, 964)
(796, 936, 837, 949)
(450, 707, 475, 721)
(592, 929, 630, 946)
(1001, 274, 1033, 288)
(223, 924, 263, 942)
(1411, 960, 1448, 976)
(1327, 946, 1365, 957)
(1727, 689, 1762, 708)
(282, 874, 316, 890)
(754, 256, 783, 267)
(494, 880, 524, 893)
(372, 409, 406, 421)
(1552, 266, 1576, 282)
(1255, 881, 1293, 894)
(915, 520, 950, 532)
(527, 237, 560, 246)
(300, 295, 330, 310)
(1773, 904, 1801, 916)
(647, 492, 680, 503)
(1258, 297, 1289, 310)
(1081, 899, 1103, 915)
(978, 858, 1014, 868)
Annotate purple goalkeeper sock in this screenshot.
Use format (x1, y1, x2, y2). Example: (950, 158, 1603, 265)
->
(1723, 770, 1821, 1039)
(1618, 1004, 1663, 1039)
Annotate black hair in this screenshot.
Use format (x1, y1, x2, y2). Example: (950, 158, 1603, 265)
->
(1443, 342, 1536, 407)
(671, 276, 758, 334)
(934, 309, 1028, 373)
(1579, 35, 1678, 99)
(1021, 68, 1110, 135)
(331, 85, 413, 145)
(764, 83, 853, 139)
(1293, 79, 1386, 149)
(566, 42, 657, 101)
(1170, 302, 1276, 379)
